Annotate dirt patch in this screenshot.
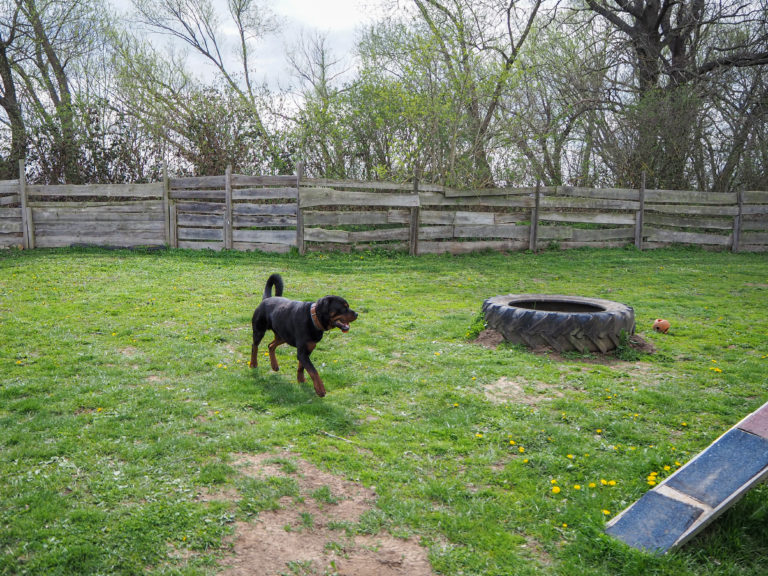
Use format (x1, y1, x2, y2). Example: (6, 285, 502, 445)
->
(219, 451, 434, 576)
(474, 329, 504, 349)
(484, 377, 564, 406)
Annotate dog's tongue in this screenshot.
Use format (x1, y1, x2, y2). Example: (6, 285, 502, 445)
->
(338, 322, 350, 333)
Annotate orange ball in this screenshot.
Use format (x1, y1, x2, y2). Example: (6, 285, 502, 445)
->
(652, 319, 670, 334)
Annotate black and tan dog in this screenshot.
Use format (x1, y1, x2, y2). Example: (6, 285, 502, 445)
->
(250, 273, 358, 397)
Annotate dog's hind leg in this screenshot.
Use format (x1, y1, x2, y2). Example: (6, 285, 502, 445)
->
(250, 314, 267, 368)
(268, 336, 286, 371)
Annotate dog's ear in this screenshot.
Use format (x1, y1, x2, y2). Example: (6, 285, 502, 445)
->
(314, 296, 332, 328)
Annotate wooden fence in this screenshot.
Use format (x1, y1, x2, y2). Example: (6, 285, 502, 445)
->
(1, 161, 767, 254)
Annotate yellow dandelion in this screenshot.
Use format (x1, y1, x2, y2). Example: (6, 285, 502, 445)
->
(574, 484, 582, 490)
(663, 465, 671, 471)
(551, 479, 558, 484)
(600, 479, 608, 486)
(552, 486, 561, 494)
(608, 480, 617, 486)
(588, 482, 596, 488)
(602, 509, 611, 516)
(567, 454, 574, 459)
(518, 447, 525, 453)
(475, 433, 483, 438)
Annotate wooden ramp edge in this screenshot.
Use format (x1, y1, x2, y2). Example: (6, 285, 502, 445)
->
(605, 400, 768, 554)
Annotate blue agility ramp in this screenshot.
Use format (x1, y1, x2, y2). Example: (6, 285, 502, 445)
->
(605, 400, 768, 554)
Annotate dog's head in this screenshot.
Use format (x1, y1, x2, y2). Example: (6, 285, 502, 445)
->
(315, 296, 358, 333)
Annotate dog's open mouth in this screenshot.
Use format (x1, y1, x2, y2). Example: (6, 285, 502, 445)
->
(334, 320, 350, 333)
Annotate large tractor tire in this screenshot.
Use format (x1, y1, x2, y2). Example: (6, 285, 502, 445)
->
(482, 294, 635, 354)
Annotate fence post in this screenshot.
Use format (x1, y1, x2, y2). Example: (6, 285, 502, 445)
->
(162, 164, 171, 246)
(528, 181, 540, 253)
(409, 175, 420, 256)
(296, 162, 305, 255)
(634, 171, 646, 250)
(732, 187, 743, 253)
(18, 159, 34, 250)
(223, 165, 233, 250)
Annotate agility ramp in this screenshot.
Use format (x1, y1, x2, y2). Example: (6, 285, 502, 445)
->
(605, 400, 768, 554)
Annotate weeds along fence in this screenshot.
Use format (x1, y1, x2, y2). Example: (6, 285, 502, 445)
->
(1, 161, 767, 254)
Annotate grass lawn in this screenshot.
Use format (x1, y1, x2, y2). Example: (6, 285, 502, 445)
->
(1, 246, 767, 575)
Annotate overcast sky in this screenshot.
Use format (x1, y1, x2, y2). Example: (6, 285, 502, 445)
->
(108, 0, 386, 88)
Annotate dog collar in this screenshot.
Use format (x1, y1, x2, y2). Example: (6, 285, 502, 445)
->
(310, 303, 327, 331)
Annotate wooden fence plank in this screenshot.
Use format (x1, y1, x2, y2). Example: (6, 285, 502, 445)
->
(349, 228, 410, 242)
(174, 201, 225, 215)
(0, 179, 20, 192)
(646, 204, 740, 216)
(420, 191, 534, 208)
(34, 232, 164, 248)
(645, 190, 737, 204)
(0, 194, 19, 206)
(169, 189, 225, 200)
(232, 187, 298, 201)
(170, 175, 226, 189)
(742, 232, 768, 244)
(539, 211, 635, 225)
(418, 226, 458, 240)
(234, 215, 297, 228)
(304, 228, 350, 243)
(572, 227, 635, 242)
(455, 224, 530, 240)
(742, 217, 768, 231)
(177, 213, 224, 227)
(443, 186, 555, 198)
(178, 227, 224, 241)
(303, 178, 416, 192)
(177, 240, 223, 251)
(231, 174, 298, 187)
(27, 183, 163, 198)
(303, 211, 389, 226)
(300, 188, 419, 208)
(35, 221, 165, 234)
(232, 242, 293, 254)
(743, 191, 768, 205)
(32, 208, 163, 222)
(557, 185, 639, 201)
(645, 213, 734, 230)
(232, 229, 296, 245)
(741, 205, 768, 215)
(539, 196, 640, 211)
(233, 203, 297, 216)
(27, 200, 163, 211)
(0, 220, 23, 233)
(419, 239, 529, 254)
(644, 227, 732, 246)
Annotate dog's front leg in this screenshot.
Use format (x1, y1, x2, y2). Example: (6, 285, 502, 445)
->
(297, 343, 324, 397)
(296, 342, 316, 384)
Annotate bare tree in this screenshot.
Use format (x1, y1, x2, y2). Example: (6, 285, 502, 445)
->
(130, 0, 286, 170)
(0, 0, 26, 178)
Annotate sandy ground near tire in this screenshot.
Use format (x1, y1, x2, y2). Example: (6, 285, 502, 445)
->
(218, 451, 434, 576)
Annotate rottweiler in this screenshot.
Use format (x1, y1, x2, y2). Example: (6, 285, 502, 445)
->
(250, 273, 358, 397)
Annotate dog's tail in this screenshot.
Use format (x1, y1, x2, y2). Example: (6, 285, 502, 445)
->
(263, 273, 284, 299)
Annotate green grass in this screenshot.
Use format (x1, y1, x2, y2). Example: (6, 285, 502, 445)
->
(1, 245, 767, 575)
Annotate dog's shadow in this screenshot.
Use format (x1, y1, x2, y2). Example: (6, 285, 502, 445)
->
(240, 369, 357, 433)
